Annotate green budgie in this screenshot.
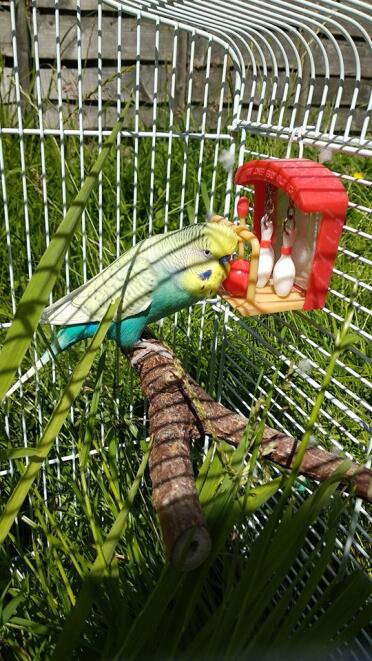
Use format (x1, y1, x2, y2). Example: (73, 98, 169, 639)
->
(5, 221, 238, 397)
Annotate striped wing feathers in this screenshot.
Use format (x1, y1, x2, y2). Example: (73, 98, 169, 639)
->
(41, 252, 157, 326)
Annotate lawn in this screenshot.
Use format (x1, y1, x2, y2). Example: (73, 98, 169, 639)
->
(0, 106, 371, 658)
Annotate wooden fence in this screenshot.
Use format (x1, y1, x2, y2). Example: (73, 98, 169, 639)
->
(0, 0, 370, 133)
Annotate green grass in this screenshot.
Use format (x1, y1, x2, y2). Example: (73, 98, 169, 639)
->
(0, 377, 370, 658)
(0, 102, 371, 657)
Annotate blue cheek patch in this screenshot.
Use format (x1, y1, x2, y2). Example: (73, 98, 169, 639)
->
(199, 269, 212, 281)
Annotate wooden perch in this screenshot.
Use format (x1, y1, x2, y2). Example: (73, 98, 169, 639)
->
(124, 338, 372, 570)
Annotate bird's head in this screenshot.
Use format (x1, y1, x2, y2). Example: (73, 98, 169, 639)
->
(169, 221, 238, 299)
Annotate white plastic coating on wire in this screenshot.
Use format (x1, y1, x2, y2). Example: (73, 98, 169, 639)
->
(222, 308, 363, 449)
(280, 323, 372, 415)
(0, 136, 16, 317)
(0, 1, 370, 646)
(209, 47, 229, 216)
(31, 1, 50, 254)
(343, 223, 372, 239)
(9, 1, 32, 284)
(220, 313, 371, 556)
(180, 31, 198, 345)
(237, 144, 371, 484)
(148, 17, 160, 237)
(113, 5, 123, 424)
(111, 0, 247, 105)
(47, 9, 72, 474)
(323, 306, 371, 344)
(121, 0, 310, 133)
(29, 2, 51, 504)
(220, 319, 370, 483)
(272, 0, 365, 143)
(163, 24, 178, 233)
(8, 0, 32, 456)
(333, 268, 372, 292)
(134, 1, 250, 128)
(0, 132, 17, 488)
(195, 38, 213, 360)
(220, 351, 371, 569)
(195, 37, 212, 221)
(116, 6, 122, 259)
(98, 0, 104, 272)
(132, 12, 141, 241)
(55, 0, 69, 296)
(337, 246, 372, 268)
(220, 293, 371, 442)
(178, 29, 196, 230)
(115, 0, 371, 154)
(0, 125, 234, 141)
(76, 0, 87, 283)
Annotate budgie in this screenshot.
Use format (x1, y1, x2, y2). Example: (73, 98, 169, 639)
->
(5, 221, 238, 397)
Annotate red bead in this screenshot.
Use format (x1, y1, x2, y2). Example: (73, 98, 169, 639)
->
(222, 259, 250, 297)
(237, 196, 250, 218)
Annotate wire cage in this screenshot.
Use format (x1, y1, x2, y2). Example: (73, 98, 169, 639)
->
(0, 0, 371, 655)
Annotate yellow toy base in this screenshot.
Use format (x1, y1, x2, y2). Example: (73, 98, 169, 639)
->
(221, 282, 305, 316)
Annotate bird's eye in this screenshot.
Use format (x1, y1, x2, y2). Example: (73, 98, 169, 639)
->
(204, 249, 212, 257)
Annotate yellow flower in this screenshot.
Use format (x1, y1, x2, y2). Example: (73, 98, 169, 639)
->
(352, 171, 363, 180)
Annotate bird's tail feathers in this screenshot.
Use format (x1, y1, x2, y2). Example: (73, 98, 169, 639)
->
(4, 349, 53, 399)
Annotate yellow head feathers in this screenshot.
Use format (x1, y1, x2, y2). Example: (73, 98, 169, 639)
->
(168, 220, 239, 300)
(202, 219, 238, 258)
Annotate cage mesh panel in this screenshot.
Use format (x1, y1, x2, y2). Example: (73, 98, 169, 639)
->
(0, 0, 371, 650)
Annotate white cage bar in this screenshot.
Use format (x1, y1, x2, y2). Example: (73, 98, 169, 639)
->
(0, 0, 371, 653)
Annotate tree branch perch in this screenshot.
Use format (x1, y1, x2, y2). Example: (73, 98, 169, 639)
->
(123, 338, 371, 570)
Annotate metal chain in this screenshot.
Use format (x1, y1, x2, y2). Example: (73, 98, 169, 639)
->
(262, 183, 275, 228)
(284, 198, 296, 233)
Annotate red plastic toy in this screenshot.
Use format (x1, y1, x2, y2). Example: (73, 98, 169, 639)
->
(221, 159, 348, 316)
(222, 258, 250, 297)
(222, 194, 251, 296)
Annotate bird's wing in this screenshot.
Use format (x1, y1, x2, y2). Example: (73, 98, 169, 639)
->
(42, 253, 157, 326)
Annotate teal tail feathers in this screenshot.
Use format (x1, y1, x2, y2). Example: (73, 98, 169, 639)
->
(5, 348, 55, 398)
(4, 324, 98, 399)
(3, 318, 143, 399)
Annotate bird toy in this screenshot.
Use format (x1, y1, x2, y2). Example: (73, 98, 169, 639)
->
(221, 158, 348, 316)
(221, 196, 251, 297)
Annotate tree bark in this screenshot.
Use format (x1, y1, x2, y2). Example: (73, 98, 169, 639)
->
(124, 338, 371, 570)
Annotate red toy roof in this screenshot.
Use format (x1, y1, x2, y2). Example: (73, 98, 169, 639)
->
(235, 159, 348, 215)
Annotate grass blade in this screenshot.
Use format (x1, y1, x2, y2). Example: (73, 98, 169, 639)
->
(0, 300, 119, 544)
(297, 571, 372, 656)
(0, 106, 129, 400)
(52, 444, 151, 661)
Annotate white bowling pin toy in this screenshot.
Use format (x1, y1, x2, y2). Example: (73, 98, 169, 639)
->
(256, 215, 274, 288)
(272, 214, 296, 298)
